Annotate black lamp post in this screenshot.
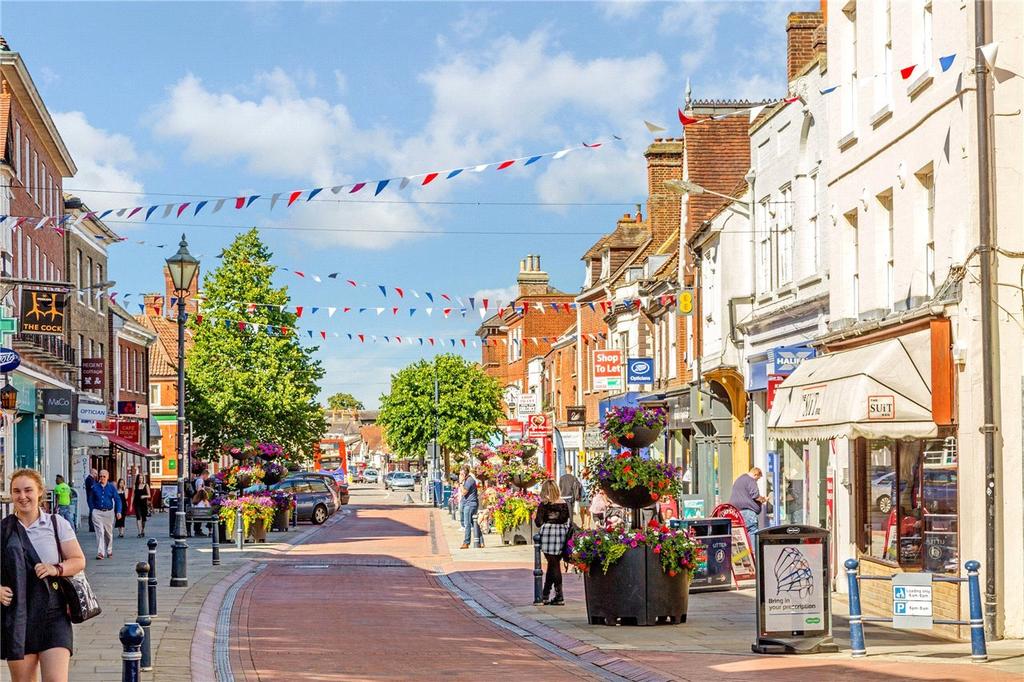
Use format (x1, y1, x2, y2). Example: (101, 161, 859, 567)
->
(165, 234, 199, 588)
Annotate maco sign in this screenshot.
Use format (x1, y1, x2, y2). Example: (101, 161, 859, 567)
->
(42, 389, 73, 422)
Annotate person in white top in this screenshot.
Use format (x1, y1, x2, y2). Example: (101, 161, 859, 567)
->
(1, 468, 87, 682)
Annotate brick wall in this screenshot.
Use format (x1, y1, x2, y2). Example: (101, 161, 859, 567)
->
(645, 138, 684, 246)
(859, 559, 964, 640)
(787, 11, 825, 83)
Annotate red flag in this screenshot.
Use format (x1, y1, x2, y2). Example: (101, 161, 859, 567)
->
(563, 303, 571, 312)
(153, 306, 161, 316)
(295, 307, 304, 318)
(176, 203, 190, 218)
(281, 326, 289, 335)
(235, 197, 245, 209)
(392, 307, 399, 315)
(349, 183, 366, 193)
(343, 307, 351, 313)
(320, 331, 327, 340)
(482, 298, 489, 310)
(127, 207, 143, 219)
(496, 160, 515, 170)
(395, 288, 404, 298)
(294, 271, 305, 278)
(287, 191, 303, 207)
(460, 339, 466, 348)
(358, 334, 364, 343)
(441, 294, 451, 301)
(237, 321, 247, 331)
(346, 280, 357, 287)
(443, 308, 452, 317)
(900, 65, 916, 80)
(582, 142, 602, 148)
(428, 338, 435, 346)
(396, 336, 402, 343)
(422, 173, 439, 186)
(678, 108, 698, 126)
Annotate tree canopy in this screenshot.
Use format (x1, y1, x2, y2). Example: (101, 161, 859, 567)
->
(377, 354, 502, 468)
(186, 229, 326, 461)
(326, 392, 364, 411)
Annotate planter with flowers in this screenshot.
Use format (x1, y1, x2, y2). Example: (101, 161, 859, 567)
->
(256, 442, 284, 461)
(219, 495, 275, 542)
(221, 464, 265, 491)
(601, 405, 667, 451)
(490, 490, 541, 545)
(568, 519, 698, 626)
(497, 439, 539, 461)
(268, 490, 294, 531)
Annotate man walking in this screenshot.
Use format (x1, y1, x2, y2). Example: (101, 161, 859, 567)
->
(729, 467, 766, 552)
(459, 465, 482, 549)
(558, 465, 583, 521)
(89, 469, 122, 559)
(53, 474, 74, 528)
(84, 467, 98, 531)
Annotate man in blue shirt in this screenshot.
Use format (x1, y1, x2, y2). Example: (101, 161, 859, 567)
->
(89, 469, 122, 559)
(459, 465, 482, 549)
(729, 467, 766, 553)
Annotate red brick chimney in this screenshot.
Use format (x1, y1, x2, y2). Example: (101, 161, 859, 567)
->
(516, 255, 550, 297)
(644, 138, 683, 247)
(787, 11, 825, 83)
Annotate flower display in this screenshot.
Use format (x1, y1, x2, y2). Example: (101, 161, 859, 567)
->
(600, 405, 667, 446)
(473, 455, 505, 484)
(262, 461, 286, 485)
(496, 439, 539, 460)
(489, 490, 540, 534)
(503, 458, 548, 488)
(221, 464, 265, 490)
(568, 520, 698, 576)
(218, 494, 275, 537)
(267, 489, 294, 511)
(590, 450, 681, 503)
(256, 442, 284, 460)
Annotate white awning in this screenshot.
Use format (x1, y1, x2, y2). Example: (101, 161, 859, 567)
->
(71, 432, 108, 448)
(767, 329, 936, 441)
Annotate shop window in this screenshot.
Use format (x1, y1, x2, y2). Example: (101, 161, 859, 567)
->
(149, 457, 163, 477)
(859, 437, 958, 573)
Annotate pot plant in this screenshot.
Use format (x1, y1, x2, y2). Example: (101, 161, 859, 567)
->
(218, 494, 275, 541)
(224, 464, 265, 491)
(505, 459, 548, 490)
(262, 461, 286, 486)
(601, 405, 667, 450)
(268, 490, 293, 531)
(490, 490, 540, 545)
(590, 450, 682, 509)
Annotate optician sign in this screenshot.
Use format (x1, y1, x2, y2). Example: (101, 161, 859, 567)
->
(626, 357, 654, 384)
(0, 347, 21, 373)
(592, 350, 623, 390)
(77, 403, 108, 431)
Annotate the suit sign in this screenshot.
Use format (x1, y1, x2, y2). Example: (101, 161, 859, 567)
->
(525, 413, 552, 439)
(566, 405, 586, 427)
(81, 358, 104, 390)
(20, 290, 67, 335)
(627, 357, 654, 384)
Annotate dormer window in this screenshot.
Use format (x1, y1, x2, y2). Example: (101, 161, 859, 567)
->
(600, 250, 611, 279)
(584, 259, 593, 288)
(625, 267, 643, 283)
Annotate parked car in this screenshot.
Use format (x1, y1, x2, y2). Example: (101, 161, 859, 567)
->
(871, 468, 958, 515)
(386, 472, 416, 491)
(270, 478, 337, 524)
(316, 470, 351, 505)
(288, 472, 350, 506)
(362, 468, 379, 484)
(383, 471, 399, 486)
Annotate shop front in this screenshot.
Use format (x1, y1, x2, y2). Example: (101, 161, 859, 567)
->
(689, 381, 732, 516)
(767, 322, 962, 634)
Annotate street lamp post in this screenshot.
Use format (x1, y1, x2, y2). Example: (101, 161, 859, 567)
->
(165, 235, 199, 588)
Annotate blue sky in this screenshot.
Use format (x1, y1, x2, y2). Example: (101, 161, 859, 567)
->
(1, 0, 813, 407)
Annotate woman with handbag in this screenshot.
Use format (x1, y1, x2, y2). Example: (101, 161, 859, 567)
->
(1, 468, 88, 681)
(133, 473, 151, 537)
(534, 479, 571, 606)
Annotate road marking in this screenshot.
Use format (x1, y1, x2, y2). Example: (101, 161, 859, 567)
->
(214, 564, 266, 682)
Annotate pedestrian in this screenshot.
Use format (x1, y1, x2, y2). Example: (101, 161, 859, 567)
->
(458, 465, 483, 549)
(729, 467, 766, 553)
(114, 479, 128, 538)
(578, 467, 592, 529)
(589, 488, 610, 529)
(52, 476, 74, 529)
(87, 470, 122, 560)
(534, 479, 570, 606)
(191, 489, 211, 537)
(83, 468, 97, 533)
(558, 465, 583, 520)
(1, 468, 87, 682)
(133, 473, 151, 537)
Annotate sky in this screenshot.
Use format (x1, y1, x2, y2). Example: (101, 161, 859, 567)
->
(1, 0, 814, 408)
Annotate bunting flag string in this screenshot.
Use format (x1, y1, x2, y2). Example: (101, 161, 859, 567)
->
(2, 139, 616, 227)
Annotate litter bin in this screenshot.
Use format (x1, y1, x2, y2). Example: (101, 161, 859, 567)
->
(441, 484, 453, 508)
(680, 517, 733, 592)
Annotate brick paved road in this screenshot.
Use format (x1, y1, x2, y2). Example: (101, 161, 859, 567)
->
(228, 488, 605, 681)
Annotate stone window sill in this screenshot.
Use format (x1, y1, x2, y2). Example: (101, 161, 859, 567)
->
(869, 104, 892, 128)
(907, 71, 934, 98)
(838, 131, 858, 150)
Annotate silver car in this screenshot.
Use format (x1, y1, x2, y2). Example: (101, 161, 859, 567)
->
(386, 472, 416, 491)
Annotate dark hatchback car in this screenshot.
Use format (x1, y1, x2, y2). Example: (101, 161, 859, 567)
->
(288, 471, 350, 506)
(270, 477, 338, 524)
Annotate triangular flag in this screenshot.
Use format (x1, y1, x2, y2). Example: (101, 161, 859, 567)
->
(349, 183, 366, 194)
(246, 195, 260, 208)
(269, 193, 281, 211)
(311, 307, 319, 315)
(307, 188, 323, 201)
(212, 199, 226, 213)
(399, 177, 411, 190)
(287, 191, 303, 207)
(374, 179, 390, 196)
(900, 64, 917, 80)
(145, 206, 159, 221)
(176, 203, 191, 218)
(376, 307, 384, 315)
(979, 42, 999, 68)
(523, 156, 542, 166)
(749, 104, 766, 122)
(328, 307, 336, 318)
(446, 169, 463, 179)
(409, 308, 416, 316)
(496, 160, 515, 170)
(194, 200, 208, 215)
(678, 108, 698, 126)
(644, 120, 667, 133)
(422, 173, 439, 186)
(819, 85, 840, 95)
(395, 288, 404, 298)
(161, 204, 174, 219)
(392, 307, 399, 315)
(235, 197, 245, 209)
(320, 331, 327, 340)
(939, 54, 956, 72)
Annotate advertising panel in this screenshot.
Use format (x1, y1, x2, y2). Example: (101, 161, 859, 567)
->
(592, 349, 623, 390)
(761, 543, 826, 632)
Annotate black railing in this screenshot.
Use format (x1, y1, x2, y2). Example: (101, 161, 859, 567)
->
(13, 332, 78, 367)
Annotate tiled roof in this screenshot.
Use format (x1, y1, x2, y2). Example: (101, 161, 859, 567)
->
(136, 314, 190, 377)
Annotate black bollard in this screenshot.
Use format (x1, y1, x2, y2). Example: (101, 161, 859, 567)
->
(135, 562, 152, 671)
(146, 539, 158, 618)
(211, 517, 221, 566)
(533, 533, 544, 604)
(119, 622, 144, 682)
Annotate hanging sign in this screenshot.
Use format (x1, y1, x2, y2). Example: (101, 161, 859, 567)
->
(77, 403, 107, 430)
(768, 345, 816, 376)
(583, 427, 605, 449)
(560, 430, 582, 450)
(81, 358, 105, 390)
(0, 347, 20, 373)
(566, 405, 586, 427)
(766, 374, 786, 410)
(627, 357, 654, 384)
(592, 349, 623, 390)
(42, 389, 72, 422)
(525, 413, 552, 439)
(20, 290, 67, 335)
(117, 420, 140, 443)
(118, 400, 138, 415)
(516, 394, 540, 417)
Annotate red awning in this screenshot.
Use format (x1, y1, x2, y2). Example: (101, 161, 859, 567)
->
(108, 433, 160, 459)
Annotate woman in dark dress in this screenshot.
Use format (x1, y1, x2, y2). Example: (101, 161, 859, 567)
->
(534, 479, 571, 606)
(1, 468, 87, 682)
(114, 479, 128, 538)
(133, 474, 151, 537)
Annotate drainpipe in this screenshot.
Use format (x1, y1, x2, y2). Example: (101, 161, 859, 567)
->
(973, 0, 999, 638)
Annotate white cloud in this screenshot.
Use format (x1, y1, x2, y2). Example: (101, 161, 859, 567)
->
(54, 111, 146, 209)
(275, 193, 431, 251)
(664, 3, 727, 73)
(600, 0, 649, 20)
(535, 141, 646, 209)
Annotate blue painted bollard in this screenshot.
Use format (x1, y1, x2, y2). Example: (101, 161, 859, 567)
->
(119, 622, 144, 682)
(844, 558, 866, 658)
(965, 560, 988, 662)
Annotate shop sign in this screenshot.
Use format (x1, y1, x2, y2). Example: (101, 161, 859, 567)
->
(500, 420, 524, 440)
(0, 347, 21, 373)
(118, 400, 138, 415)
(525, 413, 551, 439)
(762, 542, 826, 631)
(592, 349, 623, 390)
(19, 290, 67, 335)
(867, 395, 895, 420)
(566, 405, 586, 427)
(892, 574, 934, 629)
(94, 419, 117, 434)
(583, 427, 605, 449)
(560, 430, 582, 450)
(769, 344, 816, 376)
(797, 385, 824, 422)
(42, 389, 72, 422)
(118, 420, 141, 443)
(766, 374, 786, 410)
(81, 358, 104, 390)
(516, 393, 540, 416)
(626, 357, 654, 384)
(77, 403, 107, 430)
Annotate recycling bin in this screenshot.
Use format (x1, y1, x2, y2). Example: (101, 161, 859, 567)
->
(680, 517, 733, 592)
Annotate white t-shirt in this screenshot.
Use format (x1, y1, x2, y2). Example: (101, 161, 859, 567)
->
(22, 512, 76, 565)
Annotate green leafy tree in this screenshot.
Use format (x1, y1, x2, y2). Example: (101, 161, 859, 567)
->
(186, 229, 327, 462)
(377, 354, 502, 471)
(326, 392, 364, 411)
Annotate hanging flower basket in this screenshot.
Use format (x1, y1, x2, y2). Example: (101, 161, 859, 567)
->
(601, 406, 667, 449)
(615, 425, 662, 450)
(600, 482, 658, 509)
(591, 452, 681, 512)
(262, 461, 286, 486)
(256, 442, 284, 461)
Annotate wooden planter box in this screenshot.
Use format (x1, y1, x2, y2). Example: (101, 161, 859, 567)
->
(584, 545, 690, 626)
(247, 519, 269, 543)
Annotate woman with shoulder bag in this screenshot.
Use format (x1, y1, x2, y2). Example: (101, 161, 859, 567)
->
(133, 473, 151, 537)
(1, 468, 88, 682)
(534, 479, 571, 606)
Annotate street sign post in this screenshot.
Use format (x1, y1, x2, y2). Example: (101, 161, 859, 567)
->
(892, 574, 934, 629)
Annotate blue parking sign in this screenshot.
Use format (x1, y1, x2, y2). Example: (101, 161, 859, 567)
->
(894, 602, 907, 614)
(893, 587, 907, 600)
(627, 357, 654, 384)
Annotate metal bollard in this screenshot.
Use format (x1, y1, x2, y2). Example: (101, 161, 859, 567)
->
(146, 539, 158, 618)
(533, 533, 544, 604)
(235, 507, 244, 550)
(212, 516, 221, 565)
(119, 621, 144, 682)
(844, 558, 866, 658)
(965, 560, 988, 662)
(135, 562, 152, 671)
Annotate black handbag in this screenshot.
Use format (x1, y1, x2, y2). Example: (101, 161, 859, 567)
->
(51, 515, 102, 623)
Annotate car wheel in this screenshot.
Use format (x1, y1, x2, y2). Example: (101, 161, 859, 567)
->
(877, 494, 892, 514)
(312, 504, 328, 525)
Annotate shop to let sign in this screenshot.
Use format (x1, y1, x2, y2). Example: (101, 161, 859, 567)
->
(592, 349, 623, 390)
